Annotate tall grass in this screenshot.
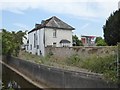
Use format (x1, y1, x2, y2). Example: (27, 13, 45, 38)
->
(65, 54, 118, 83)
(19, 50, 118, 83)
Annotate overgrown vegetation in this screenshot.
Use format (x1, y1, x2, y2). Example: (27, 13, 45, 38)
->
(19, 49, 118, 83)
(72, 35, 83, 46)
(2, 29, 26, 56)
(0, 32, 2, 55)
(19, 50, 52, 65)
(65, 54, 118, 83)
(66, 54, 82, 67)
(95, 37, 107, 46)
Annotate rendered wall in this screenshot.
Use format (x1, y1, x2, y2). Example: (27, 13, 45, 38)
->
(45, 28, 72, 47)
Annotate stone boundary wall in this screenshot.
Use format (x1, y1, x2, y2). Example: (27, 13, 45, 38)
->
(3, 56, 118, 88)
(45, 46, 117, 58)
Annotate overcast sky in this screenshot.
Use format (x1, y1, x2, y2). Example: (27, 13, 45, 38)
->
(1, 0, 120, 37)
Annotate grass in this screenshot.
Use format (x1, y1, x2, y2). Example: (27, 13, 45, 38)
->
(18, 50, 89, 72)
(65, 53, 118, 83)
(18, 50, 118, 83)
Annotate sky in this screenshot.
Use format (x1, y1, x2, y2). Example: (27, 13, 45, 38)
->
(1, 0, 120, 38)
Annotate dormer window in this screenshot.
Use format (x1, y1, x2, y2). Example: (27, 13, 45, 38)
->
(53, 29, 57, 38)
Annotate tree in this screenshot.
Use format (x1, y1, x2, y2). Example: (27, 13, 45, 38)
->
(95, 37, 107, 46)
(95, 37, 102, 43)
(0, 31, 2, 55)
(2, 29, 26, 56)
(72, 35, 83, 46)
(103, 9, 120, 46)
(96, 39, 107, 46)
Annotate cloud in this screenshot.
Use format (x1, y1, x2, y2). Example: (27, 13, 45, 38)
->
(0, 0, 119, 2)
(1, 0, 119, 19)
(80, 23, 89, 30)
(7, 9, 24, 14)
(13, 23, 30, 31)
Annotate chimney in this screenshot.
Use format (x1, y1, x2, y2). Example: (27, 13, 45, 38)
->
(41, 20, 45, 25)
(35, 24, 39, 28)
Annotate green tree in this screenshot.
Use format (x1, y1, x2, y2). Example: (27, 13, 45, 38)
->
(72, 35, 83, 46)
(2, 29, 26, 56)
(96, 39, 107, 46)
(103, 9, 120, 46)
(95, 37, 102, 43)
(95, 37, 107, 46)
(0, 31, 2, 55)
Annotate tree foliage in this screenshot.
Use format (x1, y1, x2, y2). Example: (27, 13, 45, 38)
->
(2, 29, 26, 56)
(95, 37, 107, 46)
(103, 9, 120, 46)
(95, 37, 102, 43)
(72, 35, 83, 46)
(0, 32, 2, 55)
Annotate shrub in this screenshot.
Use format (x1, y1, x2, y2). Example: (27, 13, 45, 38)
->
(66, 54, 118, 83)
(81, 55, 117, 83)
(96, 39, 107, 46)
(66, 54, 82, 67)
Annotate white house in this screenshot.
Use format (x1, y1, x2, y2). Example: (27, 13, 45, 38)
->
(26, 16, 75, 56)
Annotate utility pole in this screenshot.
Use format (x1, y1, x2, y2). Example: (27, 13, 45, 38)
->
(117, 43, 120, 87)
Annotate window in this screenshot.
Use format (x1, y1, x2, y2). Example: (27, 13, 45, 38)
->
(27, 40, 29, 44)
(34, 34, 36, 47)
(53, 29, 57, 38)
(53, 42, 56, 47)
(34, 33, 37, 48)
(30, 44, 32, 50)
(27, 45, 28, 50)
(37, 45, 39, 49)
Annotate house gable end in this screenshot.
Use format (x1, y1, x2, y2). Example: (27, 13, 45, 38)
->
(28, 16, 75, 34)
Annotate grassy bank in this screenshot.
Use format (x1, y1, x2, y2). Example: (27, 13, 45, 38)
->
(18, 49, 118, 83)
(66, 54, 117, 83)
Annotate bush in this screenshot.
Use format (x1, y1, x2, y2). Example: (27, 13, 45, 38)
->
(66, 54, 118, 83)
(45, 49, 54, 59)
(81, 55, 117, 83)
(95, 37, 107, 46)
(96, 39, 107, 46)
(66, 54, 82, 67)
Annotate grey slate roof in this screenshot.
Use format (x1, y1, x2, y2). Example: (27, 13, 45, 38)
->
(28, 16, 75, 34)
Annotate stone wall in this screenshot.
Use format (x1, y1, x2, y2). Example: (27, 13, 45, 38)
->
(45, 46, 117, 58)
(3, 56, 118, 88)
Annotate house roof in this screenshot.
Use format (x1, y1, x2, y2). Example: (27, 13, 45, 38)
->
(28, 16, 75, 34)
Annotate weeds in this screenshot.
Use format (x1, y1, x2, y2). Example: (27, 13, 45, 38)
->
(66, 54, 83, 67)
(19, 50, 118, 83)
(65, 54, 118, 83)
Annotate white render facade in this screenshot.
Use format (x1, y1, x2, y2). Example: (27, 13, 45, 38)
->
(26, 16, 75, 56)
(26, 28, 45, 56)
(45, 28, 72, 47)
